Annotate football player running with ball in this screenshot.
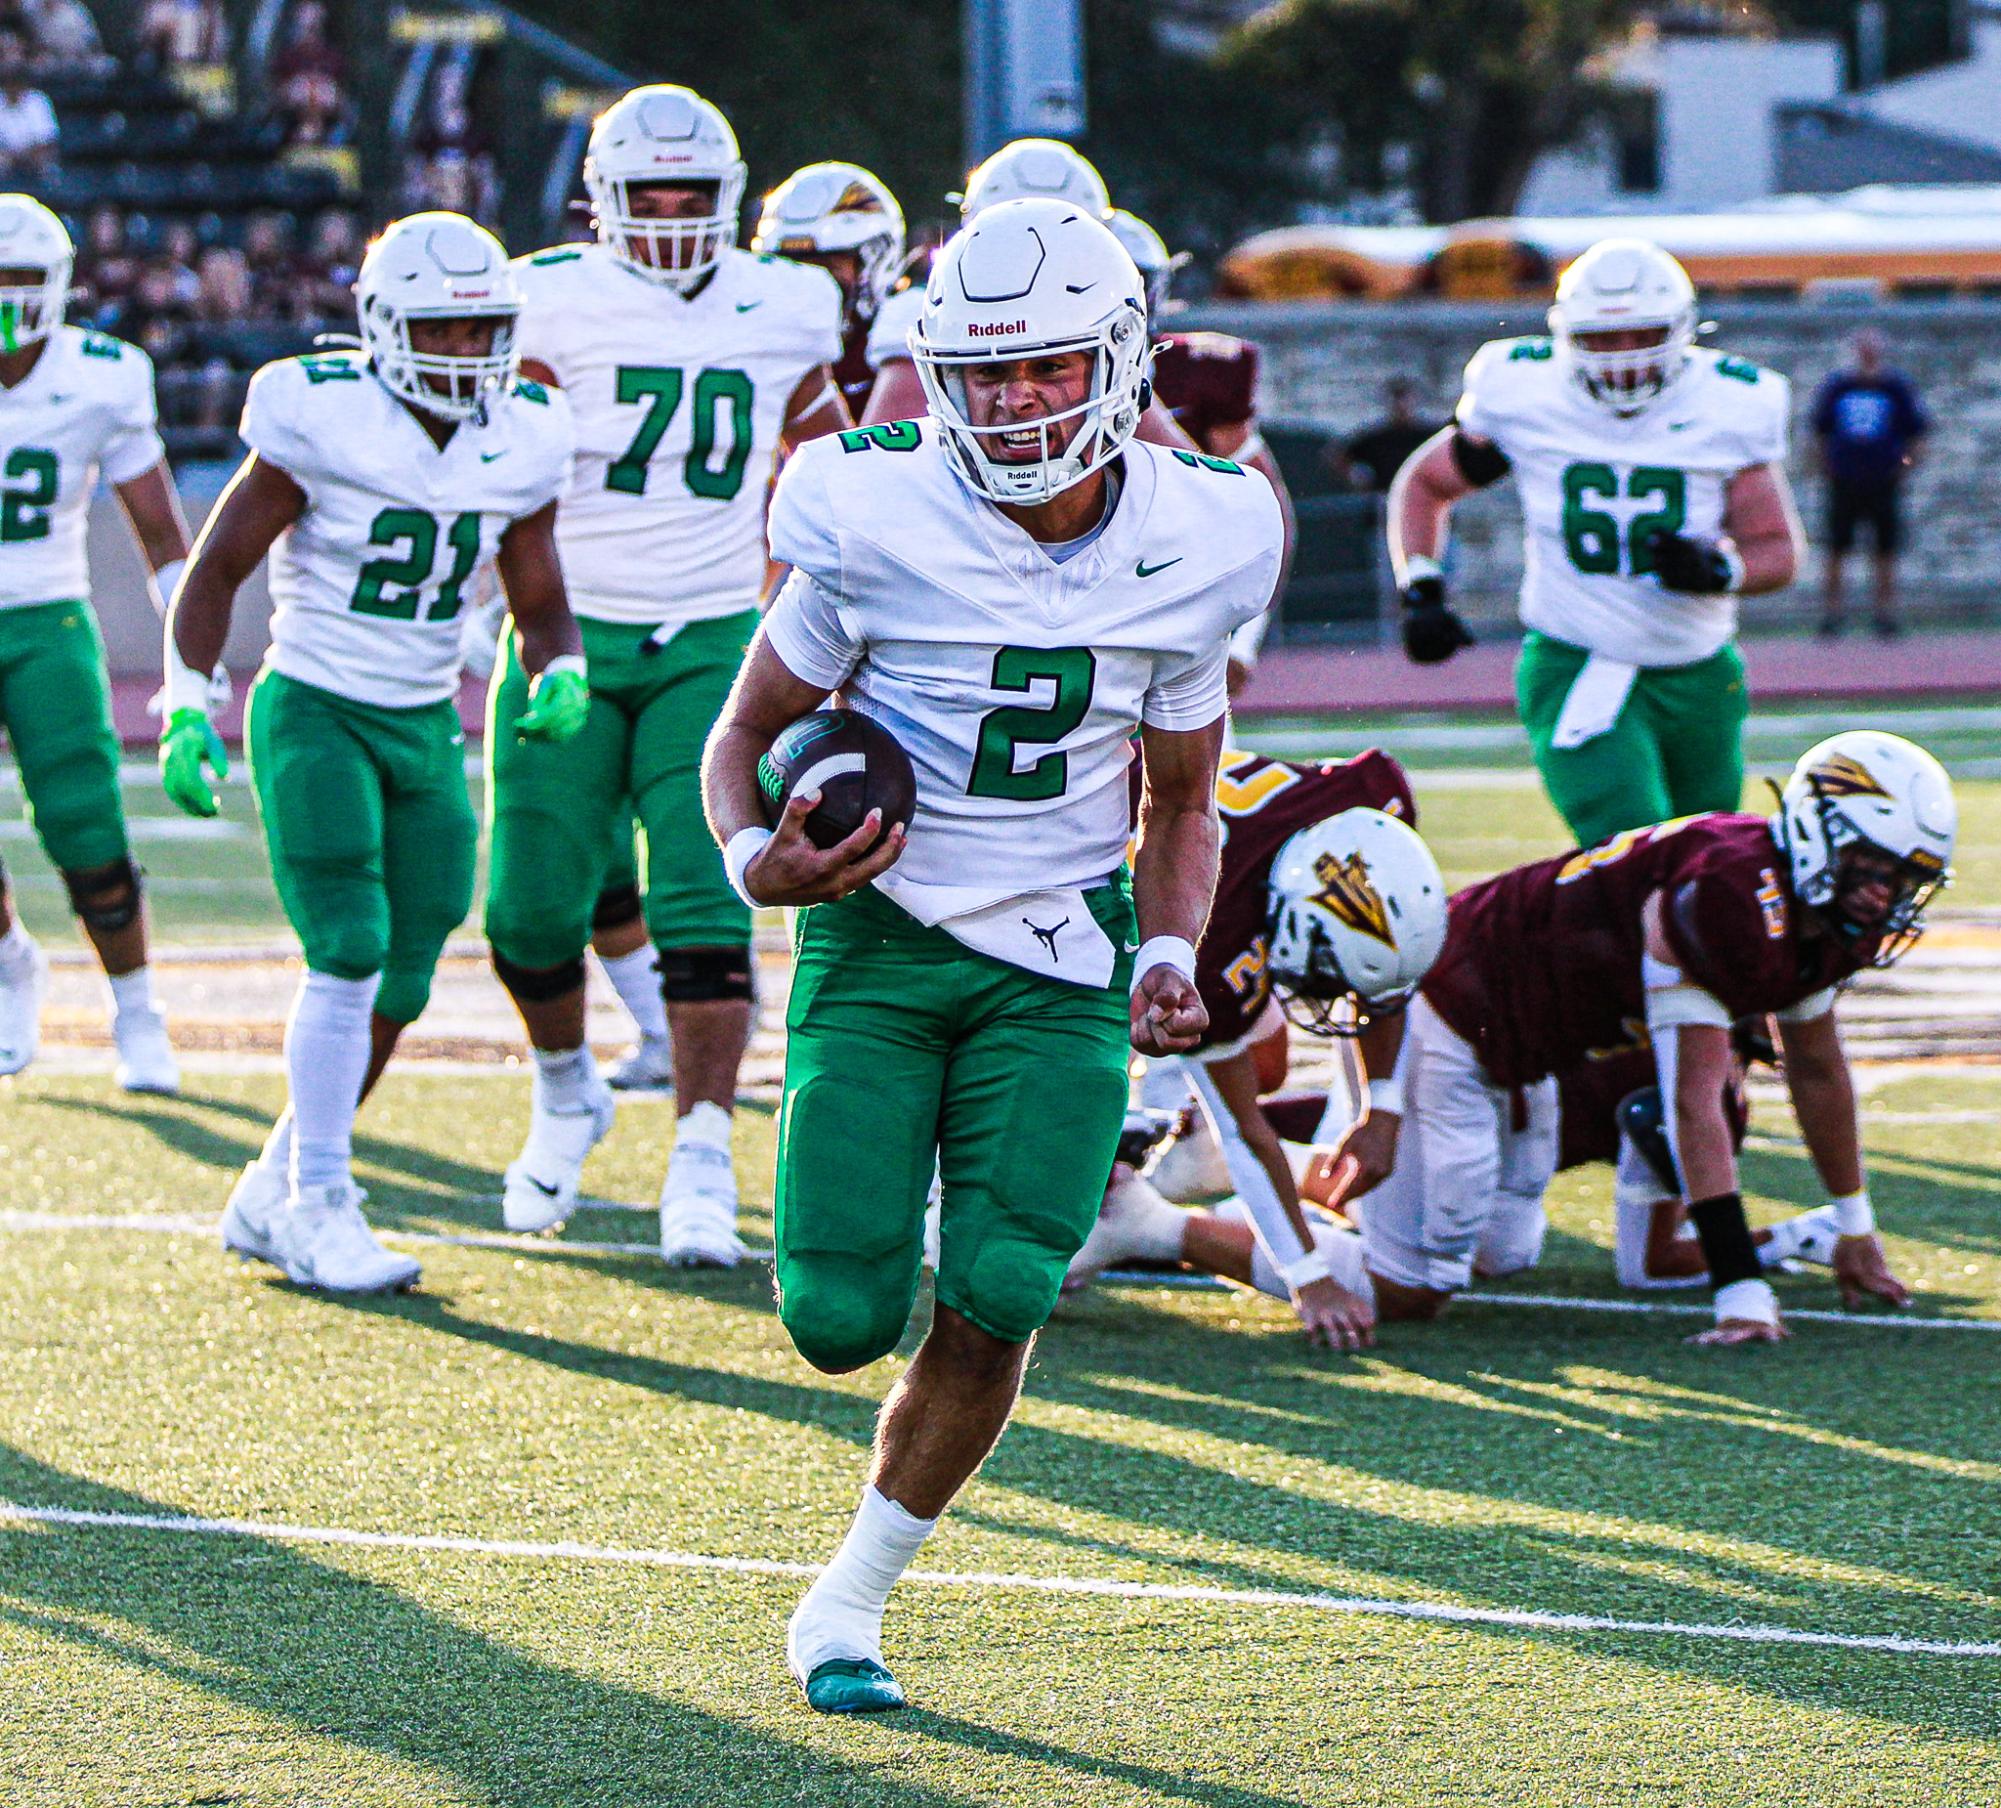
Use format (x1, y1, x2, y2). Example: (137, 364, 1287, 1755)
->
(163, 213, 584, 1293)
(487, 84, 850, 1263)
(705, 199, 1281, 1712)
(0, 195, 195, 1091)
(1390, 239, 1804, 847)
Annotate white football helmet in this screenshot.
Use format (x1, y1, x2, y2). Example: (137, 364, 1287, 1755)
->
(584, 84, 746, 289)
(960, 137, 1111, 221)
(1549, 238, 1698, 414)
(752, 161, 905, 323)
(1106, 208, 1187, 321)
(1267, 808, 1448, 1035)
(0, 194, 72, 352)
(355, 212, 519, 423)
(912, 198, 1149, 507)
(1774, 730, 1955, 965)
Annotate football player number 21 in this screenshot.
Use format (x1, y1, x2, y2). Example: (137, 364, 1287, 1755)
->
(350, 507, 481, 620)
(968, 646, 1096, 801)
(1560, 463, 1685, 576)
(606, 364, 754, 499)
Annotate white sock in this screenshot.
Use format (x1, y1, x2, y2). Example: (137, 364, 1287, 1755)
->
(1113, 1174, 1192, 1263)
(789, 1485, 937, 1675)
(285, 970, 379, 1195)
(0, 921, 36, 971)
(675, 1098, 732, 1150)
(257, 1107, 295, 1177)
(1761, 1204, 1841, 1269)
(533, 1044, 599, 1113)
(598, 945, 668, 1042)
(106, 966, 157, 1020)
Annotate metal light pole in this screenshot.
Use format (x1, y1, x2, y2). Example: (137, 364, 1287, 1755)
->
(962, 0, 1087, 169)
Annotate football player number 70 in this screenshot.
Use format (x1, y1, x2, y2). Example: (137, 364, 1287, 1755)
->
(607, 363, 755, 500)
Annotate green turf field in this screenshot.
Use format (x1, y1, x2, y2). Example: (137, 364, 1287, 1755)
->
(3, 704, 1999, 1805)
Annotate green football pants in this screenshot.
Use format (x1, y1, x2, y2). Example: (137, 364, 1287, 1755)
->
(1516, 631, 1749, 849)
(485, 611, 753, 971)
(0, 599, 128, 874)
(776, 880, 1136, 1372)
(246, 670, 477, 1025)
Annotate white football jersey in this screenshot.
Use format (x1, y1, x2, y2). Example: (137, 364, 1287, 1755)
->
(513, 242, 842, 628)
(1458, 340, 1790, 665)
(239, 350, 575, 709)
(863, 280, 923, 373)
(0, 325, 163, 610)
(765, 421, 1282, 902)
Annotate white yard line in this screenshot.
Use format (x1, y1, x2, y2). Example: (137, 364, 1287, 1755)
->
(0, 1500, 1994, 1659)
(1, 1210, 1994, 1331)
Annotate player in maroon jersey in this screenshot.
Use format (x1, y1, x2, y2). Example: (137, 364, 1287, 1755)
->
(1069, 749, 1448, 1350)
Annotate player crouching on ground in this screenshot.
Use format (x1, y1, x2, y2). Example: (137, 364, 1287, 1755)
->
(162, 213, 585, 1293)
(1260, 731, 1948, 1345)
(704, 198, 1281, 1712)
(1069, 758, 1448, 1352)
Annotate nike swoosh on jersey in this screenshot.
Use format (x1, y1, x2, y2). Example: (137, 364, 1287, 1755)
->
(480, 450, 508, 462)
(735, 301, 764, 313)
(1135, 557, 1183, 578)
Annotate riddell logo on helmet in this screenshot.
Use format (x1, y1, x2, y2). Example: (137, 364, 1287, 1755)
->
(968, 319, 1027, 338)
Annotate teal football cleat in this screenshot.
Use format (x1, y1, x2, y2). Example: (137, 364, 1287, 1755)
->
(801, 1658, 906, 1715)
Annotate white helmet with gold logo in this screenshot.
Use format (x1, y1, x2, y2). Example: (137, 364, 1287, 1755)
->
(1266, 807, 1446, 1033)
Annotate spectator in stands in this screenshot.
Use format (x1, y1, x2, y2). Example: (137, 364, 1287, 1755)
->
(150, 217, 202, 308)
(294, 205, 359, 322)
(270, 0, 350, 147)
(1338, 378, 1444, 493)
(1812, 328, 1929, 640)
(241, 210, 299, 316)
(0, 26, 56, 177)
(193, 242, 250, 324)
(25, 0, 107, 74)
(404, 61, 497, 223)
(137, 0, 227, 68)
(77, 204, 141, 315)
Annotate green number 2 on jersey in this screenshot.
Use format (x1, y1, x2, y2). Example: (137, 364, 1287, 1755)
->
(350, 508, 482, 621)
(968, 647, 1096, 802)
(1560, 463, 1686, 576)
(606, 365, 754, 499)
(0, 447, 57, 542)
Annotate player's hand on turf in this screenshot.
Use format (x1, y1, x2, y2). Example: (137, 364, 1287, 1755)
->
(745, 791, 905, 907)
(1130, 966, 1207, 1056)
(514, 664, 590, 743)
(1330, 1111, 1401, 1203)
(1686, 1315, 1790, 1347)
(1399, 575, 1473, 665)
(159, 706, 227, 818)
(1295, 1275, 1375, 1352)
(1832, 1232, 1911, 1310)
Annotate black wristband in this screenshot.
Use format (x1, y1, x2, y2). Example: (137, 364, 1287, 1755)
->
(1450, 430, 1511, 488)
(1688, 1191, 1762, 1292)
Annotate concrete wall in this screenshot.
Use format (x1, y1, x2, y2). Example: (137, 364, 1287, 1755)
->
(1184, 297, 2001, 632)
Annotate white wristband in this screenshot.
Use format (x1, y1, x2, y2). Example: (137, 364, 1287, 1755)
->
(148, 557, 186, 620)
(163, 642, 212, 718)
(1714, 1277, 1779, 1327)
(1129, 935, 1197, 995)
(1367, 1075, 1404, 1115)
(538, 653, 587, 682)
(1829, 1189, 1875, 1237)
(723, 827, 773, 910)
(1401, 553, 1443, 586)
(1719, 541, 1748, 594)
(1278, 1245, 1333, 1291)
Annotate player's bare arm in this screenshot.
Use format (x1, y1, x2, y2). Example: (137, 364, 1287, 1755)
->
(1721, 461, 1806, 595)
(1386, 427, 1481, 662)
(702, 630, 904, 907)
(1778, 1005, 1909, 1308)
(1130, 715, 1224, 1056)
(1310, 1008, 1407, 1205)
(113, 460, 192, 580)
(493, 500, 582, 675)
(170, 454, 306, 675)
(780, 362, 852, 448)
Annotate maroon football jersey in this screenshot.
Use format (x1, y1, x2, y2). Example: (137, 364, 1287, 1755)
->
(1152, 331, 1259, 452)
(834, 316, 875, 417)
(1423, 813, 1865, 1088)
(1195, 749, 1416, 1053)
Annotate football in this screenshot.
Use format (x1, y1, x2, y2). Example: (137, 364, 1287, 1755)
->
(757, 708, 918, 852)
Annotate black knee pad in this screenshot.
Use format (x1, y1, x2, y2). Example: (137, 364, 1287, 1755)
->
(591, 882, 644, 933)
(660, 944, 753, 1003)
(491, 947, 586, 1003)
(1617, 1087, 1680, 1194)
(63, 857, 142, 932)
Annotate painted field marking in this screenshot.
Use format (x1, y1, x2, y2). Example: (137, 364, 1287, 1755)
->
(1, 1500, 1995, 1659)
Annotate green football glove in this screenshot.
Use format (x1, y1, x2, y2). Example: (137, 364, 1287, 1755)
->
(514, 662, 589, 744)
(160, 707, 228, 818)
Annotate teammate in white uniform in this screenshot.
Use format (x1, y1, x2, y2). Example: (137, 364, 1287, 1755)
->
(483, 83, 849, 1262)
(162, 212, 584, 1293)
(1389, 238, 1805, 846)
(706, 198, 1281, 1713)
(0, 195, 194, 1091)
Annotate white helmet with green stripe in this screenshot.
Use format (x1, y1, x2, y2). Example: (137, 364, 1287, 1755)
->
(0, 194, 71, 354)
